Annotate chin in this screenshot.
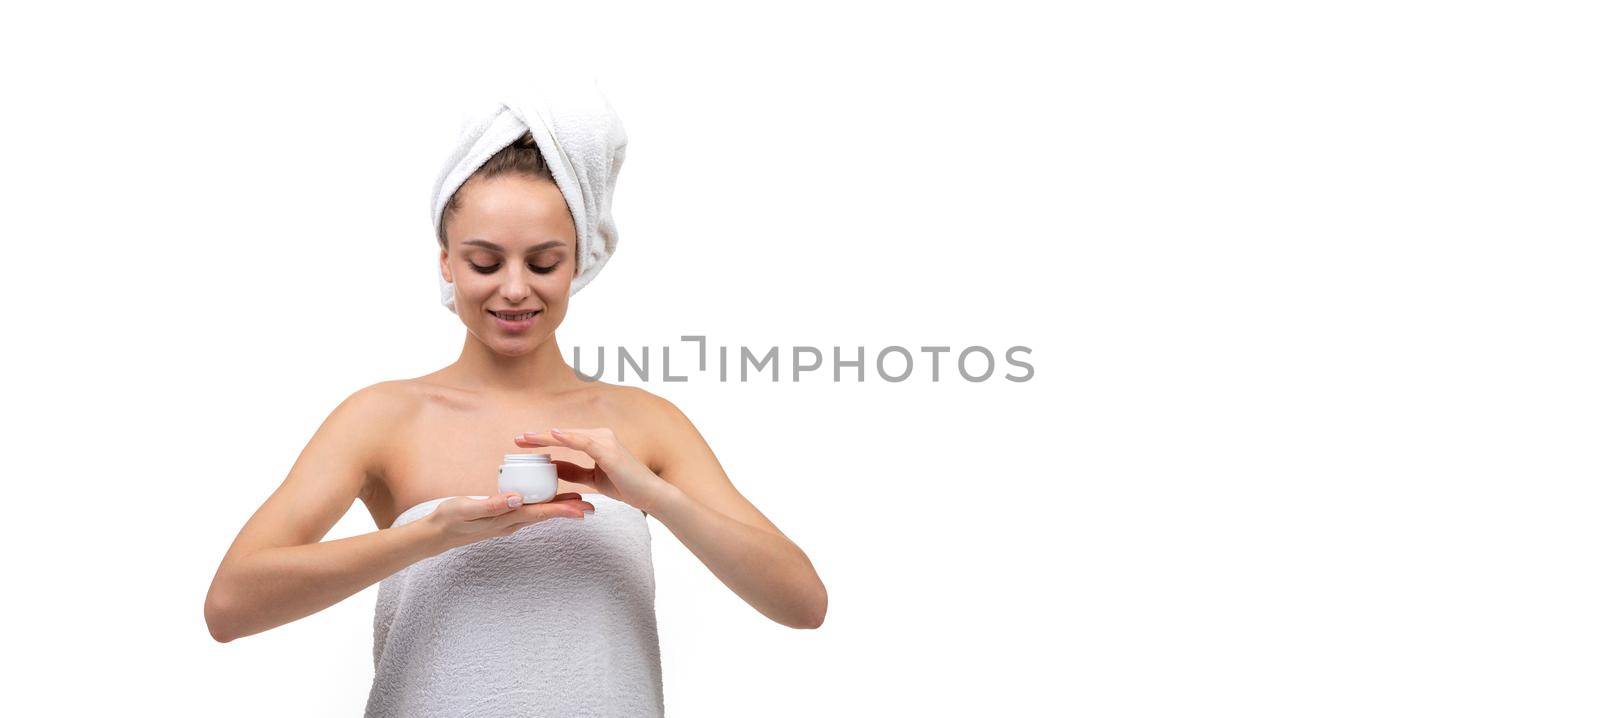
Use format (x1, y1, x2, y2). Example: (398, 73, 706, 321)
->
(491, 336, 539, 355)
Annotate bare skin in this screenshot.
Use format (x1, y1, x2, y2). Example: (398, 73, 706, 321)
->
(204, 172, 827, 643)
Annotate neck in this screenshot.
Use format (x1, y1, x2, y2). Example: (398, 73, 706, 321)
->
(448, 331, 586, 395)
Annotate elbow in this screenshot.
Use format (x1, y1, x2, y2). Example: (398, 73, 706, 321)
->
(204, 587, 238, 643)
(792, 583, 828, 630)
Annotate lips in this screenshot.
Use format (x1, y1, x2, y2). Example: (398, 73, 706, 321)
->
(489, 310, 540, 320)
(488, 308, 542, 333)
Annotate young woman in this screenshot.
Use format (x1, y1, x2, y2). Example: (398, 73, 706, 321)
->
(204, 93, 827, 716)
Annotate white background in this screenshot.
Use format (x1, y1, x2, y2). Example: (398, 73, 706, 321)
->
(4, 1, 1596, 715)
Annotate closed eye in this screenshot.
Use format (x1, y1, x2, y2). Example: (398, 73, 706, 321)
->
(470, 261, 560, 274)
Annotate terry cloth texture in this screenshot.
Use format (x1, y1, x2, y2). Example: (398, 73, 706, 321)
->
(365, 493, 663, 717)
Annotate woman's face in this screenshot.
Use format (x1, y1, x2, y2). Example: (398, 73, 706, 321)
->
(439, 173, 578, 356)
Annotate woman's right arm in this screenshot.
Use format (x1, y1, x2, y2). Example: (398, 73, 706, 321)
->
(203, 383, 591, 643)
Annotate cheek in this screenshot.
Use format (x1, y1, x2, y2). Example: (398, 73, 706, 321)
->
(456, 271, 498, 297)
(537, 266, 574, 288)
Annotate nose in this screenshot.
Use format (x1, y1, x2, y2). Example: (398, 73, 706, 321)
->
(498, 264, 535, 304)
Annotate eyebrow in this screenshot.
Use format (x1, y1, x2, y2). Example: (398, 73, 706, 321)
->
(461, 239, 566, 253)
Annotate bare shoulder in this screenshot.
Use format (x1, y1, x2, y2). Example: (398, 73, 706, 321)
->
(321, 381, 424, 463)
(594, 385, 782, 539)
(338, 379, 424, 426)
(228, 380, 422, 553)
(599, 382, 692, 431)
(586, 382, 700, 474)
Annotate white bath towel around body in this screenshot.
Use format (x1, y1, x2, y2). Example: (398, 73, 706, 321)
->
(365, 493, 663, 717)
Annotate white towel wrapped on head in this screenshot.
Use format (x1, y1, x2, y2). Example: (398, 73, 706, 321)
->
(431, 76, 628, 311)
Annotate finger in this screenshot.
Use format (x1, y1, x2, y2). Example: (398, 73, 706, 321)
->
(552, 491, 585, 502)
(516, 430, 611, 469)
(549, 428, 613, 461)
(517, 428, 576, 447)
(514, 429, 575, 447)
(531, 497, 597, 518)
(497, 504, 593, 535)
(544, 495, 596, 511)
(551, 459, 598, 485)
(496, 499, 594, 528)
(467, 492, 524, 518)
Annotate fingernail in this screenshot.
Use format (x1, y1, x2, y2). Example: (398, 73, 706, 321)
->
(551, 428, 564, 436)
(507, 495, 523, 508)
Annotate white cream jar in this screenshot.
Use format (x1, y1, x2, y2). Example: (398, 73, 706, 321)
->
(498, 453, 558, 503)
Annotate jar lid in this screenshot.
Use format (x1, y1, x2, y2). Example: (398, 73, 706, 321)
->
(503, 453, 553, 464)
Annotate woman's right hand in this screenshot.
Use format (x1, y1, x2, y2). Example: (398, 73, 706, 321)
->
(423, 492, 596, 552)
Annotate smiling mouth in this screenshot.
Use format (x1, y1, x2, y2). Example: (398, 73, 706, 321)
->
(489, 309, 541, 320)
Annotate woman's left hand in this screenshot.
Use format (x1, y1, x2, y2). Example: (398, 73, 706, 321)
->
(514, 428, 672, 513)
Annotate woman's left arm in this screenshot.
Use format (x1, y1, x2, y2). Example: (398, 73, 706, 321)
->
(515, 394, 827, 630)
